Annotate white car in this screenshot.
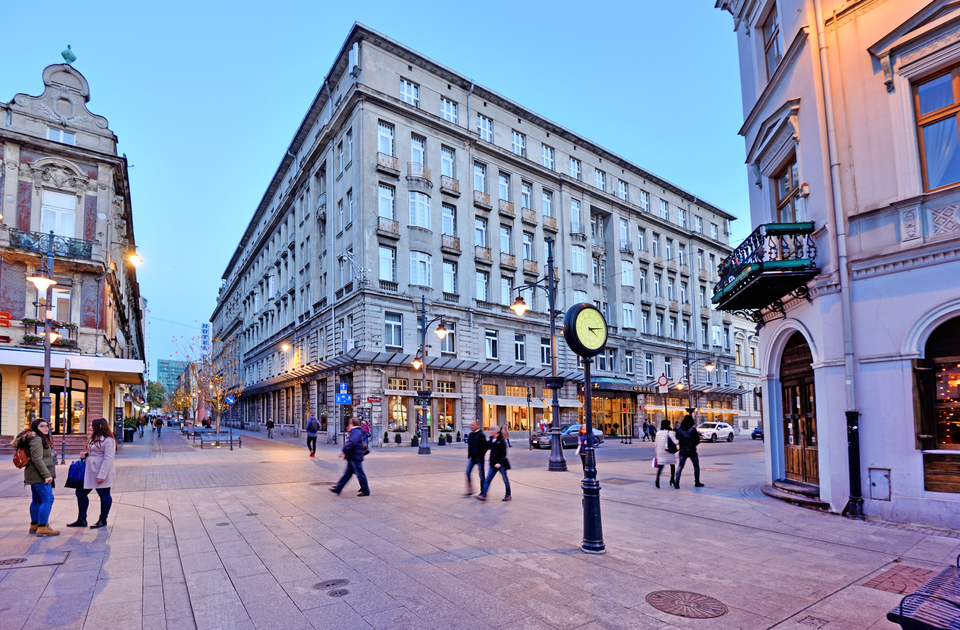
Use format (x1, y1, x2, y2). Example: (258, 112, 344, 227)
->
(696, 422, 734, 443)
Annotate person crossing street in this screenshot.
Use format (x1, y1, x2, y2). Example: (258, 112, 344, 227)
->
(330, 418, 370, 496)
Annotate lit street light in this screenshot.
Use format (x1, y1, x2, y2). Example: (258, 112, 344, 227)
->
(412, 295, 447, 455)
(26, 232, 58, 426)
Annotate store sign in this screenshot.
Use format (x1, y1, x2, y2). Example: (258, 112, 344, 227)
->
(367, 396, 382, 403)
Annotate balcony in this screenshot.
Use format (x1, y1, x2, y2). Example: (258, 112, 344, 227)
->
(679, 264, 690, 276)
(500, 253, 517, 270)
(443, 292, 459, 303)
(21, 319, 79, 351)
(620, 243, 634, 255)
(667, 260, 677, 271)
(543, 215, 558, 232)
(10, 229, 93, 260)
(682, 303, 692, 314)
(441, 234, 461, 255)
(379, 280, 398, 292)
(473, 190, 492, 211)
(498, 199, 515, 218)
(570, 226, 587, 242)
(712, 222, 818, 312)
(521, 207, 537, 225)
(377, 216, 400, 240)
(377, 153, 400, 176)
(287, 278, 296, 294)
(701, 307, 712, 318)
(475, 246, 492, 264)
(653, 255, 665, 268)
(408, 162, 431, 181)
(669, 300, 680, 311)
(638, 250, 651, 263)
(440, 175, 460, 196)
(523, 259, 538, 275)
(698, 268, 709, 281)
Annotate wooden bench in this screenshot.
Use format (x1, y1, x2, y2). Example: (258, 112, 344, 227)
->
(888, 560, 960, 630)
(200, 435, 241, 449)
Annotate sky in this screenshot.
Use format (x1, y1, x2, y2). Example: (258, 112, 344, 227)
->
(0, 0, 747, 378)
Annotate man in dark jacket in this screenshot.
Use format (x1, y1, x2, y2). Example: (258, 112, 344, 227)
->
(330, 418, 370, 496)
(305, 414, 320, 457)
(674, 414, 704, 488)
(465, 421, 488, 496)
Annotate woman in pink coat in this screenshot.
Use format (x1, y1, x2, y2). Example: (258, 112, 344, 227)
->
(66, 418, 116, 530)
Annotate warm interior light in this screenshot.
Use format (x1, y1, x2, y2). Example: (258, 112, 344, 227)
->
(705, 361, 715, 372)
(128, 253, 143, 266)
(281, 344, 290, 352)
(435, 323, 448, 340)
(412, 357, 422, 370)
(511, 296, 527, 316)
(27, 274, 56, 294)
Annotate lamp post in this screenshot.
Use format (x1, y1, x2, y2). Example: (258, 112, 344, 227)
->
(682, 338, 715, 419)
(411, 296, 447, 455)
(26, 232, 59, 429)
(511, 236, 566, 472)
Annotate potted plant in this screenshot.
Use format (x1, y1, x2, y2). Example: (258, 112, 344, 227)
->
(20, 318, 39, 325)
(456, 430, 461, 442)
(438, 434, 446, 446)
(122, 417, 138, 443)
(394, 433, 401, 444)
(22, 334, 42, 343)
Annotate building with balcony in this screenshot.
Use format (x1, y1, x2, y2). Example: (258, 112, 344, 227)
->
(716, 0, 960, 526)
(210, 24, 738, 446)
(0, 62, 145, 439)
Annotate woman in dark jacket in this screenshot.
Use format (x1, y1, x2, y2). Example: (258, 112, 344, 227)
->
(477, 426, 511, 501)
(674, 415, 704, 488)
(15, 418, 58, 536)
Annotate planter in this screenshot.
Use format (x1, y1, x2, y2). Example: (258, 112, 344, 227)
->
(394, 433, 402, 444)
(122, 428, 135, 443)
(411, 436, 419, 447)
(438, 435, 446, 446)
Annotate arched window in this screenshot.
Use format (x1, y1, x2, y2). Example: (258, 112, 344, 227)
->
(919, 315, 960, 449)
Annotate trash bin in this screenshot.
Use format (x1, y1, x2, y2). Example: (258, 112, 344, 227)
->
(123, 428, 135, 443)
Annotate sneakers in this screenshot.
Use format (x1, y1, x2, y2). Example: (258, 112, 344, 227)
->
(476, 495, 487, 501)
(309, 452, 315, 457)
(502, 496, 512, 502)
(36, 525, 60, 537)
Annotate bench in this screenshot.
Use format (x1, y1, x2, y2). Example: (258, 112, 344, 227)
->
(888, 559, 960, 630)
(200, 435, 241, 449)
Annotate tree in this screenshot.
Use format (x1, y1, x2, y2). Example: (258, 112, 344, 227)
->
(147, 380, 166, 409)
(171, 328, 243, 434)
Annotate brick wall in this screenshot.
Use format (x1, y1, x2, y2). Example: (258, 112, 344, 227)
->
(88, 387, 103, 419)
(0, 260, 27, 318)
(83, 195, 97, 241)
(80, 277, 103, 329)
(17, 181, 31, 231)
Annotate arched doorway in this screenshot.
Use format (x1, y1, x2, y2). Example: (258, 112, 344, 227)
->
(780, 332, 818, 486)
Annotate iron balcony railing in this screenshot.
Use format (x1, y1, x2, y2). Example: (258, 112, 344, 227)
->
(10, 229, 94, 260)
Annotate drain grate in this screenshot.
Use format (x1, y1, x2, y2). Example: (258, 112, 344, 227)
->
(314, 579, 350, 590)
(216, 523, 230, 527)
(327, 589, 349, 597)
(645, 591, 727, 619)
(0, 558, 26, 566)
(310, 481, 335, 486)
(246, 513, 259, 517)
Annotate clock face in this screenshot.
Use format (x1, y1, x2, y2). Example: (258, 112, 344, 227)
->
(563, 303, 608, 357)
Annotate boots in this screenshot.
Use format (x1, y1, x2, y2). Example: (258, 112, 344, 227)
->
(36, 524, 60, 537)
(66, 518, 88, 527)
(90, 518, 108, 529)
(29, 522, 38, 534)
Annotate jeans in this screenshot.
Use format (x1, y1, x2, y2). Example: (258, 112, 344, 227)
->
(676, 453, 701, 485)
(267, 427, 273, 438)
(466, 457, 486, 492)
(30, 483, 54, 525)
(138, 426, 144, 437)
(334, 460, 369, 493)
(481, 465, 511, 498)
(307, 436, 317, 452)
(77, 487, 112, 520)
(156, 425, 162, 437)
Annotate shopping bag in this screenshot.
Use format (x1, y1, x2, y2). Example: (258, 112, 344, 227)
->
(65, 459, 85, 489)
(650, 457, 658, 468)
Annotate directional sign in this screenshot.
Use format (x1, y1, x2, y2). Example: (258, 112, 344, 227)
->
(657, 374, 668, 386)
(336, 393, 352, 405)
(225, 395, 235, 406)
(0, 312, 11, 328)
(339, 382, 349, 393)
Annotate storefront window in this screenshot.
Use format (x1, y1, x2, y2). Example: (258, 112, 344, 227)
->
(388, 395, 408, 432)
(935, 361, 960, 446)
(482, 384, 497, 429)
(438, 398, 455, 433)
(25, 375, 86, 434)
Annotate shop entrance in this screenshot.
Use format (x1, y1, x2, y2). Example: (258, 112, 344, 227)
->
(780, 333, 818, 486)
(24, 375, 88, 434)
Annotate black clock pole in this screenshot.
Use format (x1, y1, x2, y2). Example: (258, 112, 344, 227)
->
(581, 356, 605, 554)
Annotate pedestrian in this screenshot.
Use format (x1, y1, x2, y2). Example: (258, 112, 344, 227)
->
(137, 416, 145, 438)
(648, 421, 657, 442)
(477, 425, 511, 502)
(329, 418, 370, 496)
(654, 419, 679, 488)
(67, 418, 116, 530)
(675, 414, 704, 488)
(361, 418, 371, 448)
(465, 421, 488, 496)
(266, 418, 274, 439)
(154, 417, 163, 437)
(14, 418, 59, 536)
(306, 413, 320, 457)
(576, 425, 588, 471)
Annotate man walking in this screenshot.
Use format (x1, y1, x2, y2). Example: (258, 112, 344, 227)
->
(674, 414, 704, 488)
(330, 418, 370, 496)
(306, 413, 320, 457)
(266, 418, 274, 439)
(465, 421, 488, 496)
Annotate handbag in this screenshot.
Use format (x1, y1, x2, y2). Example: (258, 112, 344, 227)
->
(65, 459, 86, 489)
(666, 434, 678, 454)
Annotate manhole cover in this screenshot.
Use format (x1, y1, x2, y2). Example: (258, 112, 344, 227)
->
(0, 558, 26, 566)
(216, 523, 230, 527)
(645, 591, 727, 619)
(310, 482, 335, 486)
(246, 513, 258, 517)
(327, 589, 349, 597)
(314, 579, 350, 590)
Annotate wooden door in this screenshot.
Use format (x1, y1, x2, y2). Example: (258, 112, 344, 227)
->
(781, 333, 819, 485)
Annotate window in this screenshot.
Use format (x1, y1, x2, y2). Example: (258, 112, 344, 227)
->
(337, 142, 344, 173)
(736, 344, 742, 365)
(678, 209, 687, 228)
(515, 334, 526, 363)
(441, 322, 456, 353)
(669, 317, 677, 339)
(666, 239, 673, 260)
(682, 319, 689, 341)
(641, 310, 650, 333)
(723, 365, 730, 385)
(543, 190, 553, 217)
(775, 157, 802, 222)
(656, 314, 663, 336)
(511, 131, 526, 157)
(542, 145, 555, 170)
(618, 180, 629, 201)
(442, 204, 457, 236)
(499, 173, 510, 201)
(400, 79, 420, 106)
(571, 199, 583, 231)
(523, 232, 534, 260)
(337, 200, 344, 232)
(638, 269, 646, 293)
(410, 251, 432, 286)
(40, 190, 76, 238)
(678, 244, 686, 266)
(476, 270, 488, 301)
(541, 338, 552, 366)
(709, 254, 716, 275)
(474, 162, 487, 193)
(347, 190, 354, 225)
(521, 182, 532, 209)
(623, 304, 635, 328)
(409, 192, 430, 228)
(569, 158, 581, 180)
(597, 350, 607, 371)
(763, 4, 782, 81)
(595, 170, 606, 191)
(645, 354, 654, 377)
(695, 216, 703, 233)
(660, 199, 669, 220)
(46, 128, 75, 145)
(667, 277, 675, 300)
(378, 246, 396, 282)
(750, 347, 757, 367)
(665, 358, 673, 379)
(652, 234, 660, 257)
(411, 134, 425, 164)
(621, 260, 634, 286)
(378, 185, 395, 219)
(465, 218, 486, 255)
(639, 190, 650, 212)
(441, 147, 455, 177)
(916, 69, 960, 190)
(500, 276, 512, 305)
(477, 114, 493, 141)
(440, 98, 458, 123)
(378, 122, 394, 155)
(638, 228, 645, 251)
(711, 223, 719, 240)
(620, 219, 629, 246)
(486, 330, 499, 359)
(572, 246, 586, 273)
(574, 290, 587, 303)
(384, 313, 402, 349)
(443, 261, 457, 293)
(713, 325, 722, 347)
(654, 274, 662, 297)
(724, 327, 731, 350)
(500, 225, 512, 253)
(700, 285, 706, 306)
(680, 282, 688, 304)
(346, 129, 353, 163)
(697, 249, 705, 270)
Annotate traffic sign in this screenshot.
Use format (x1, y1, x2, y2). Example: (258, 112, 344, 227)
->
(339, 382, 349, 393)
(657, 374, 668, 386)
(225, 395, 235, 405)
(658, 385, 669, 394)
(335, 393, 352, 405)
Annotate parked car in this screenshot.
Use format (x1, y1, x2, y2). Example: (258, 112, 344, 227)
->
(752, 425, 764, 440)
(531, 424, 604, 448)
(696, 422, 734, 442)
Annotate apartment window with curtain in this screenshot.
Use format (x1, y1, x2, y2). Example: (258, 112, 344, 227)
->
(442, 204, 456, 236)
(775, 157, 802, 221)
(411, 134, 425, 164)
(378, 185, 395, 219)
(521, 182, 532, 209)
(499, 174, 511, 201)
(378, 246, 396, 282)
(443, 261, 457, 294)
(409, 192, 430, 228)
(500, 276, 512, 305)
(500, 225, 512, 253)
(542, 190, 553, 217)
(441, 322, 456, 353)
(410, 251, 432, 286)
(915, 68, 960, 191)
(572, 246, 586, 273)
(476, 271, 488, 301)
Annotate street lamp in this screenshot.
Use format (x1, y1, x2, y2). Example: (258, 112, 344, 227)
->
(682, 337, 715, 419)
(412, 295, 447, 455)
(26, 232, 57, 425)
(511, 236, 566, 472)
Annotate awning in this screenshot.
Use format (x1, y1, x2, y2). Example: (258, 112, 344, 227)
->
(480, 395, 547, 408)
(554, 398, 583, 409)
(0, 349, 144, 384)
(587, 376, 643, 392)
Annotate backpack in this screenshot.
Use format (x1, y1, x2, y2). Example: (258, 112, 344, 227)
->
(12, 431, 32, 469)
(306, 418, 319, 433)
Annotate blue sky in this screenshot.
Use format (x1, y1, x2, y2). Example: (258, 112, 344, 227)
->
(1, 0, 746, 378)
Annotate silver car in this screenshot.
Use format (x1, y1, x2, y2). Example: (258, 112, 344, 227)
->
(696, 422, 734, 443)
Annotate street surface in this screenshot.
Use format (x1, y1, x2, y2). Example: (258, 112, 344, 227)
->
(0, 428, 949, 629)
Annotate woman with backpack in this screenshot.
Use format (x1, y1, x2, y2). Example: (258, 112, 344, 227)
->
(654, 418, 679, 488)
(477, 425, 511, 502)
(67, 418, 116, 530)
(14, 418, 59, 536)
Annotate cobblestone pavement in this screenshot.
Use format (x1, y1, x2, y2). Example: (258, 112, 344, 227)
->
(0, 429, 953, 629)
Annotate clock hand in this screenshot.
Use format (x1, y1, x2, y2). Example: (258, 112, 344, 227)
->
(589, 327, 602, 332)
